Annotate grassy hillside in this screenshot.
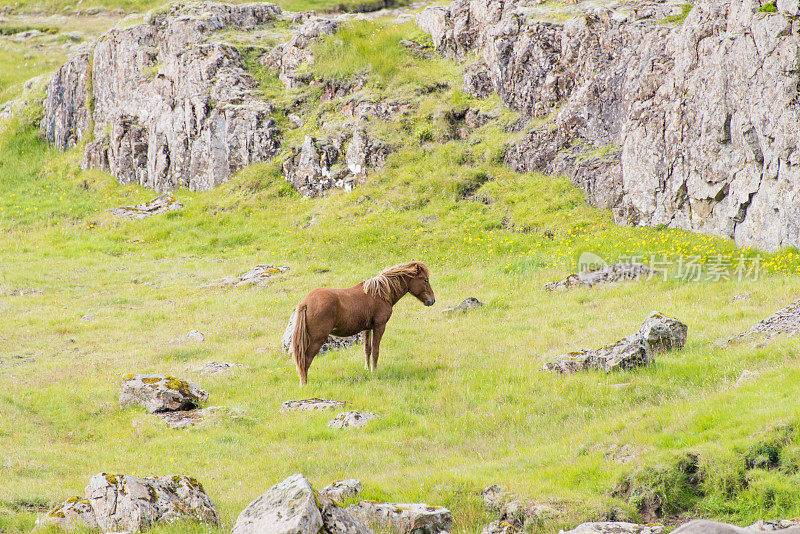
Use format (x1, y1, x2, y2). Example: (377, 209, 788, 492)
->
(2, 11, 800, 534)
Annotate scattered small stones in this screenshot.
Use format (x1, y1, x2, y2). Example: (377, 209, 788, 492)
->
(109, 194, 183, 219)
(561, 522, 663, 534)
(154, 406, 248, 429)
(219, 265, 290, 288)
(729, 298, 800, 344)
(328, 411, 377, 429)
(233, 474, 323, 534)
(346, 501, 452, 534)
(119, 373, 208, 413)
(186, 329, 205, 342)
(282, 309, 362, 353)
(443, 297, 484, 314)
(196, 361, 243, 374)
(39, 473, 218, 532)
(544, 312, 687, 373)
(543, 264, 651, 291)
(280, 398, 346, 413)
(320, 479, 363, 503)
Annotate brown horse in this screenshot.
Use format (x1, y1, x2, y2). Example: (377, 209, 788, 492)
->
(291, 261, 436, 386)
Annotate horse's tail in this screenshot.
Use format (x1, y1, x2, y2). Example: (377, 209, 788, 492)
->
(292, 305, 310, 386)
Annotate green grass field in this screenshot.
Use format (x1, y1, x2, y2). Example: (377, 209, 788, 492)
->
(2, 9, 800, 534)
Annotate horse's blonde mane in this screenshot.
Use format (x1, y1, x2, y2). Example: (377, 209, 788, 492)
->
(363, 261, 430, 302)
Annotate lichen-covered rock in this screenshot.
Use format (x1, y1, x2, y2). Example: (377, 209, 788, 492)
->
(443, 296, 483, 314)
(154, 406, 247, 429)
(543, 264, 651, 291)
(280, 398, 346, 412)
(328, 411, 377, 429)
(109, 194, 183, 219)
(636, 312, 688, 354)
(320, 479, 363, 503)
(482, 520, 521, 534)
(418, 0, 800, 252)
(321, 501, 375, 534)
(562, 523, 664, 534)
(346, 501, 452, 534)
(37, 496, 98, 531)
(218, 265, 290, 287)
(282, 309, 362, 353)
(85, 473, 219, 532)
(232, 474, 323, 534)
(544, 312, 686, 373)
(43, 2, 282, 192)
(119, 373, 208, 413)
(730, 298, 800, 343)
(260, 17, 339, 88)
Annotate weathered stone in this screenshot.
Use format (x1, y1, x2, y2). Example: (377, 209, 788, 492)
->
(196, 361, 243, 374)
(481, 485, 510, 511)
(483, 520, 521, 534)
(186, 329, 205, 342)
(37, 496, 98, 531)
(545, 312, 686, 373)
(730, 298, 800, 343)
(260, 17, 338, 88)
(109, 194, 183, 219)
(219, 265, 290, 288)
(636, 312, 688, 354)
(463, 62, 493, 99)
(232, 474, 323, 534)
(85, 473, 219, 532)
(280, 398, 346, 412)
(282, 309, 362, 353)
(328, 411, 377, 429)
(321, 501, 375, 534)
(283, 135, 351, 197)
(543, 264, 651, 291)
(119, 373, 208, 413)
(44, 3, 282, 192)
(672, 520, 800, 534)
(749, 520, 800, 531)
(346, 501, 452, 534)
(154, 405, 249, 429)
(562, 523, 664, 534)
(320, 479, 363, 503)
(442, 297, 484, 314)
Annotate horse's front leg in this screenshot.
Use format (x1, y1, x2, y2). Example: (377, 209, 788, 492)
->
(363, 330, 372, 370)
(370, 324, 386, 372)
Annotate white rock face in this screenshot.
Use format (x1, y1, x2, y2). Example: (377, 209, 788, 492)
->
(119, 373, 208, 413)
(233, 474, 323, 534)
(42, 2, 282, 192)
(346, 501, 453, 534)
(418, 0, 800, 252)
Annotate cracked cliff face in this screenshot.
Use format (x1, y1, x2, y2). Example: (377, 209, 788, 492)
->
(42, 2, 282, 192)
(418, 0, 800, 252)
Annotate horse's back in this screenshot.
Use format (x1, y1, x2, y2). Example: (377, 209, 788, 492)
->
(300, 285, 383, 336)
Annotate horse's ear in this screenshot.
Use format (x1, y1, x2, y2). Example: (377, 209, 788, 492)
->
(414, 262, 423, 274)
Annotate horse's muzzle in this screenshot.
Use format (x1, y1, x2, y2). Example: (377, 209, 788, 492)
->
(425, 298, 435, 306)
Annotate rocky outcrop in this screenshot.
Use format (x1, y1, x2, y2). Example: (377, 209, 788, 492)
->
(38, 473, 219, 532)
(119, 373, 208, 413)
(544, 312, 687, 373)
(346, 501, 452, 534)
(417, 0, 800, 252)
(730, 298, 800, 343)
(543, 263, 651, 291)
(259, 17, 339, 88)
(42, 2, 282, 192)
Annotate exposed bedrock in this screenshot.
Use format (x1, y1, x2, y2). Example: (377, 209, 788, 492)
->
(42, 2, 282, 191)
(417, 0, 800, 251)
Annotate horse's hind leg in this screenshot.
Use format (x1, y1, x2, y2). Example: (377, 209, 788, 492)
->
(370, 324, 385, 372)
(363, 330, 372, 370)
(302, 338, 325, 385)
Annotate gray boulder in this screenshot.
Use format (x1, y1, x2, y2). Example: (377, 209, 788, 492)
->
(36, 496, 98, 531)
(346, 501, 452, 534)
(282, 309, 362, 353)
(545, 312, 687, 373)
(321, 501, 375, 534)
(443, 297, 484, 314)
(85, 473, 219, 532)
(561, 523, 663, 534)
(543, 264, 651, 291)
(730, 298, 800, 343)
(233, 474, 323, 534)
(119, 374, 208, 413)
(328, 411, 377, 430)
(219, 265, 290, 288)
(320, 479, 363, 503)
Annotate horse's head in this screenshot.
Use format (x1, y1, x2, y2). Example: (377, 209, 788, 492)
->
(406, 261, 435, 307)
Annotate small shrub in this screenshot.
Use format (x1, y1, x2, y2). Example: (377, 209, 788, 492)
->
(758, 1, 778, 12)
